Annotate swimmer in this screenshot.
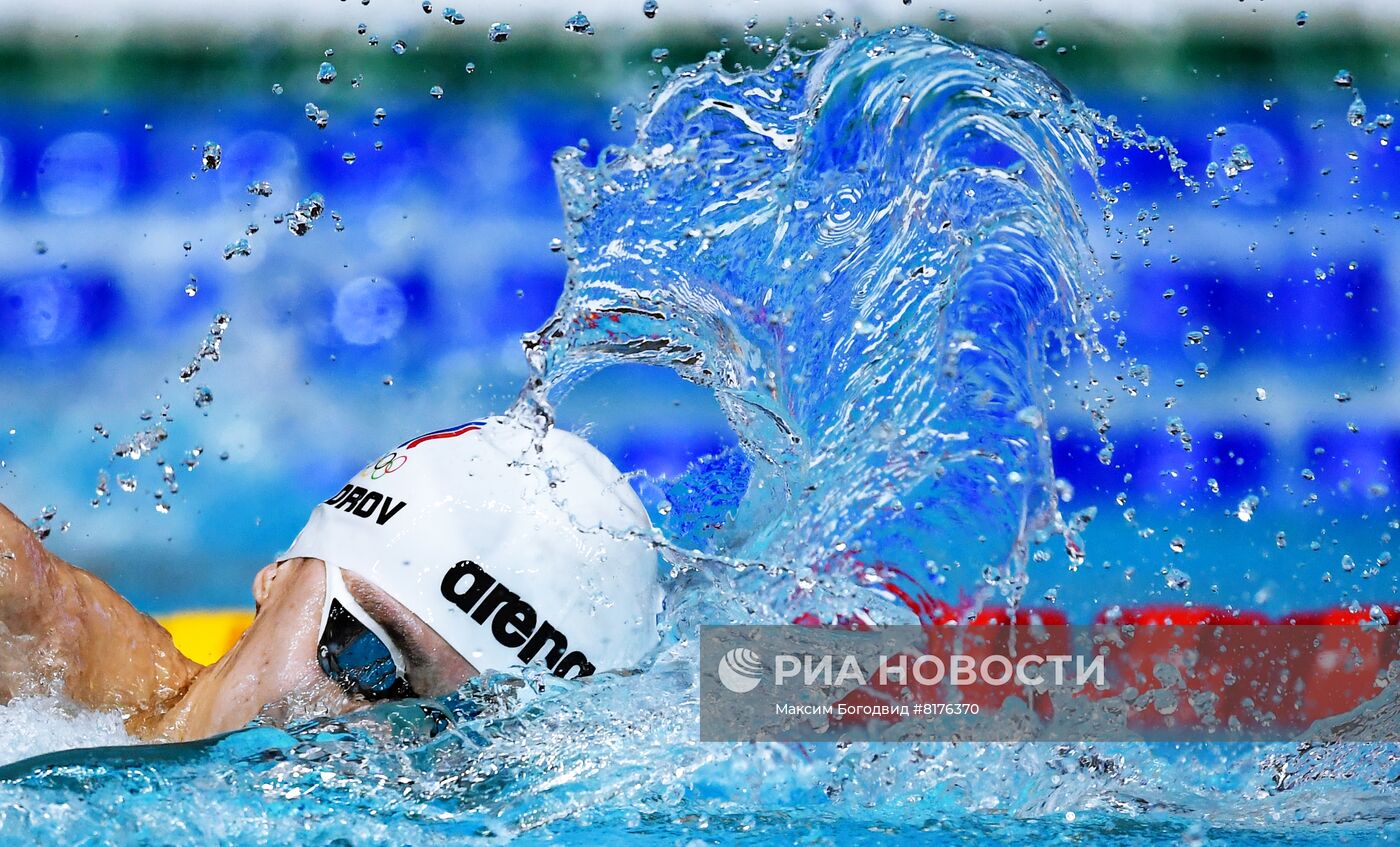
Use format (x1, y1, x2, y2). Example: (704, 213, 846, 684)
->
(0, 417, 663, 741)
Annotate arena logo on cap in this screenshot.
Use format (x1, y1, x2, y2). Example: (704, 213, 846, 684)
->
(440, 559, 596, 679)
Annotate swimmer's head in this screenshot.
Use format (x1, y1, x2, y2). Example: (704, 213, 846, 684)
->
(280, 417, 663, 681)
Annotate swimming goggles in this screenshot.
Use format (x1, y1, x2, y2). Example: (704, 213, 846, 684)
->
(317, 564, 419, 701)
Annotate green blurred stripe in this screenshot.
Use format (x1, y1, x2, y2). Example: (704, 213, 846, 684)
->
(0, 23, 1394, 100)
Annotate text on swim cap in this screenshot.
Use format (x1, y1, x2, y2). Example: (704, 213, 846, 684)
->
(323, 484, 409, 526)
(440, 559, 596, 679)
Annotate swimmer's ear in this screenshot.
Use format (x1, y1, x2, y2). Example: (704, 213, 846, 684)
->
(252, 561, 286, 612)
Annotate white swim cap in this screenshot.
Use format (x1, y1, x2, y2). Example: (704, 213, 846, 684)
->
(280, 417, 663, 679)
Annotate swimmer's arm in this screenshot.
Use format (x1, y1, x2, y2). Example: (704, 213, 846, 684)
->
(0, 503, 201, 725)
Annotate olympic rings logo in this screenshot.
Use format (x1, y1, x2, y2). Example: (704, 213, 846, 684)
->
(369, 450, 407, 479)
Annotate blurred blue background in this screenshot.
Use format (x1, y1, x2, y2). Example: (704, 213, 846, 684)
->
(0, 0, 1395, 622)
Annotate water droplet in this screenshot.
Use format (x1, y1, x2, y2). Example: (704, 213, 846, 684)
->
(181, 447, 202, 472)
(1342, 554, 1356, 572)
(1301, 468, 1315, 481)
(305, 102, 330, 129)
(222, 238, 250, 260)
(1276, 531, 1287, 549)
(317, 61, 337, 84)
(246, 180, 272, 197)
(382, 375, 395, 386)
(1237, 494, 1259, 522)
(464, 62, 476, 74)
(193, 385, 214, 409)
(272, 83, 283, 95)
(564, 11, 594, 35)
(1194, 362, 1209, 378)
(1169, 537, 1185, 554)
(1032, 27, 1048, 48)
(286, 191, 326, 236)
(392, 39, 407, 55)
(342, 151, 357, 164)
(184, 280, 198, 297)
(117, 474, 138, 494)
(1227, 143, 1254, 174)
(1165, 567, 1191, 591)
(1255, 387, 1267, 401)
(1347, 92, 1367, 127)
(201, 141, 222, 171)
(651, 47, 669, 62)
(443, 8, 465, 25)
(421, 0, 432, 12)
(1207, 478, 1219, 494)
(937, 9, 957, 22)
(429, 85, 444, 100)
(643, 0, 658, 18)
(549, 237, 564, 252)
(488, 22, 511, 42)
(1333, 68, 1353, 88)
(357, 22, 367, 34)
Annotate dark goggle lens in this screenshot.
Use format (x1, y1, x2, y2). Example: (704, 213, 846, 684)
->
(317, 598, 416, 701)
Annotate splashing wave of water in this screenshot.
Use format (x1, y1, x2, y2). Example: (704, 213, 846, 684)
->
(522, 26, 1105, 622)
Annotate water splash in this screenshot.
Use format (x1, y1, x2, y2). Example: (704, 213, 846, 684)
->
(518, 27, 1105, 622)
